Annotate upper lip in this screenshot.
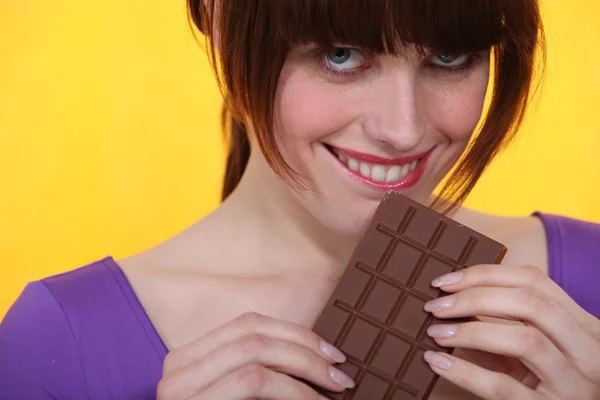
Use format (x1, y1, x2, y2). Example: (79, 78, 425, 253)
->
(327, 145, 432, 166)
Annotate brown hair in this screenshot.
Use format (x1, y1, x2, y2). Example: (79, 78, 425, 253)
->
(188, 0, 545, 211)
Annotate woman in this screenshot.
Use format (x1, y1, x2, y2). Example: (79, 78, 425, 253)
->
(1, 0, 599, 399)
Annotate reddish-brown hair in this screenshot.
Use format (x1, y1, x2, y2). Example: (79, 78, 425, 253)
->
(188, 0, 545, 212)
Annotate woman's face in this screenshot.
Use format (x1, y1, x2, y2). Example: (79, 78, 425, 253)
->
(269, 44, 490, 237)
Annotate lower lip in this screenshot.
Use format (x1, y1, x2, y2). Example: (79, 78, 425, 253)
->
(331, 148, 432, 191)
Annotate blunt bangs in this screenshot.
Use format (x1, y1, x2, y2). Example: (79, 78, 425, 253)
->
(277, 0, 510, 56)
(190, 0, 544, 209)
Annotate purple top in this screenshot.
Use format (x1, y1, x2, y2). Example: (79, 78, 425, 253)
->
(1, 213, 599, 399)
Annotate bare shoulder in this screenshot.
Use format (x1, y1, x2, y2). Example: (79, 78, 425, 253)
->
(455, 207, 549, 274)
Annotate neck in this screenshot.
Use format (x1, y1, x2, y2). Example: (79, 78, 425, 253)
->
(213, 152, 358, 281)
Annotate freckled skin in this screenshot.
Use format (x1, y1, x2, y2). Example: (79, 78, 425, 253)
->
(272, 47, 490, 236)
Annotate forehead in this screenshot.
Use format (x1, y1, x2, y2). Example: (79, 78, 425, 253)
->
(271, 0, 509, 54)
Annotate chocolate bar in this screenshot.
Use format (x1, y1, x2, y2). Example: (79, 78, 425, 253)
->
(312, 192, 507, 399)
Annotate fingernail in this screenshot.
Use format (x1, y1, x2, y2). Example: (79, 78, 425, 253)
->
(431, 271, 463, 288)
(424, 351, 453, 370)
(424, 295, 456, 312)
(427, 324, 458, 338)
(320, 340, 346, 363)
(329, 366, 356, 389)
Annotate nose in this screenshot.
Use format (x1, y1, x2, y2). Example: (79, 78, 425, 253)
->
(363, 72, 425, 151)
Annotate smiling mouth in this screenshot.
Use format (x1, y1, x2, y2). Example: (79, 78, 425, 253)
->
(325, 145, 430, 187)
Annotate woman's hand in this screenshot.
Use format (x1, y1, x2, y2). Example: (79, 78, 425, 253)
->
(423, 264, 600, 400)
(156, 312, 354, 400)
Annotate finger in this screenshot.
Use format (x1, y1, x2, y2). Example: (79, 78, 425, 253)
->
(163, 334, 354, 399)
(423, 351, 542, 400)
(425, 286, 600, 380)
(189, 365, 327, 400)
(165, 312, 345, 373)
(432, 264, 599, 337)
(462, 345, 542, 390)
(428, 321, 594, 397)
(461, 347, 533, 385)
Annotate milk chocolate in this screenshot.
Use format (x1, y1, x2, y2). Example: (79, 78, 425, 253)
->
(312, 192, 507, 399)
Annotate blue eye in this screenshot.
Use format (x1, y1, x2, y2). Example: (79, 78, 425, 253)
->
(429, 53, 471, 68)
(330, 48, 351, 64)
(325, 48, 365, 71)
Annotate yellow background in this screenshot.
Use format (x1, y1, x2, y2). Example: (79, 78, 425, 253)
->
(1, 1, 599, 318)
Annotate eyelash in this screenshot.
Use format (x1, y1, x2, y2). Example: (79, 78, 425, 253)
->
(427, 55, 476, 75)
(319, 51, 476, 78)
(321, 62, 364, 78)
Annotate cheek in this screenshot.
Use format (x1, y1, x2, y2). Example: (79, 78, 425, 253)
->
(274, 70, 360, 152)
(423, 75, 489, 142)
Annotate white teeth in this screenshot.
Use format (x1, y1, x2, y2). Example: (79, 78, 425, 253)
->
(400, 164, 410, 178)
(333, 150, 421, 184)
(386, 166, 401, 183)
(359, 163, 371, 178)
(347, 158, 360, 171)
(409, 160, 417, 172)
(371, 166, 386, 182)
